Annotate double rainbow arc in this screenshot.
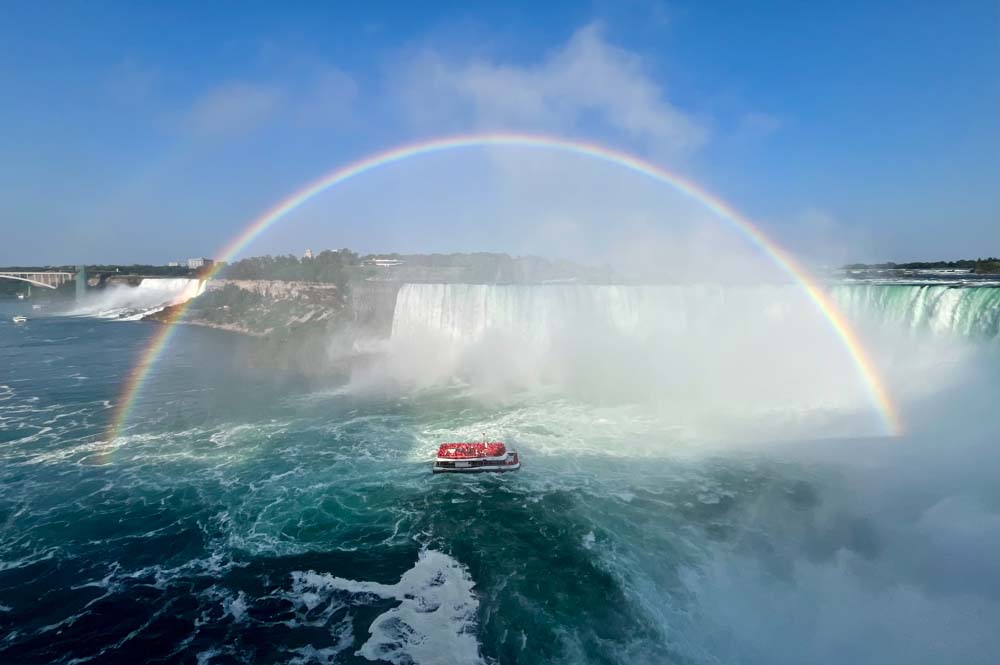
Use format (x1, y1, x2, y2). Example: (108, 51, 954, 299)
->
(108, 132, 903, 441)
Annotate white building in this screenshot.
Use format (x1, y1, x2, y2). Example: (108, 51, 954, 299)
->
(167, 261, 180, 267)
(303, 249, 313, 259)
(187, 257, 214, 269)
(364, 258, 405, 267)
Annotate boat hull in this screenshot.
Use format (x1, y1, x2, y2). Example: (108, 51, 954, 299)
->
(432, 461, 521, 474)
(432, 452, 521, 474)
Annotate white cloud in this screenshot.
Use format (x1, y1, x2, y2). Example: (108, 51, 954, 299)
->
(736, 111, 783, 140)
(183, 62, 358, 139)
(393, 23, 707, 158)
(295, 65, 359, 126)
(186, 81, 284, 136)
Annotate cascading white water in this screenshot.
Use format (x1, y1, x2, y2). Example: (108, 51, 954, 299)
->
(391, 283, 802, 344)
(70, 278, 205, 320)
(377, 283, 885, 434)
(390, 283, 1000, 345)
(829, 284, 1000, 340)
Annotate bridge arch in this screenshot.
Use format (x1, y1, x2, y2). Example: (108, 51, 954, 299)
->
(0, 272, 75, 289)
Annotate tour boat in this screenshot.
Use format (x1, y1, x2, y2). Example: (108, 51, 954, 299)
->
(11, 315, 27, 323)
(433, 441, 521, 474)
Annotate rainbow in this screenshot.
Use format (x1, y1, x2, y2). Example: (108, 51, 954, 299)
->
(108, 132, 903, 441)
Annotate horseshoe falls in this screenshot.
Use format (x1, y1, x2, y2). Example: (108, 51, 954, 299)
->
(391, 282, 1000, 343)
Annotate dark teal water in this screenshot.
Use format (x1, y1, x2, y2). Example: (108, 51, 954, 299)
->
(1, 306, 998, 664)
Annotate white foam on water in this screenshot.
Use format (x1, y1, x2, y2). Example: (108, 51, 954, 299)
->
(223, 591, 248, 623)
(23, 437, 121, 466)
(0, 547, 58, 573)
(289, 549, 483, 665)
(287, 620, 354, 664)
(124, 551, 245, 591)
(195, 647, 231, 665)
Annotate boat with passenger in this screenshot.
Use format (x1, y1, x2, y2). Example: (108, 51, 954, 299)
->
(11, 315, 27, 324)
(433, 440, 520, 474)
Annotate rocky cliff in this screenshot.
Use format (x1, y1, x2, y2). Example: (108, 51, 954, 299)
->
(145, 278, 401, 339)
(349, 280, 401, 336)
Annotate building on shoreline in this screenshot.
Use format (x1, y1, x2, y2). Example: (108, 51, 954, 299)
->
(363, 257, 405, 268)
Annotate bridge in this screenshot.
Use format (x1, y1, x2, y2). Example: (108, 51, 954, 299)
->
(0, 271, 76, 289)
(1, 266, 87, 299)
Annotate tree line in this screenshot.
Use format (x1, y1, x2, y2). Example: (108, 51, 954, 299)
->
(220, 250, 358, 287)
(843, 257, 1000, 273)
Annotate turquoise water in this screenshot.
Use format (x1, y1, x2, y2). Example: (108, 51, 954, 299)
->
(1, 304, 998, 664)
(829, 283, 1000, 340)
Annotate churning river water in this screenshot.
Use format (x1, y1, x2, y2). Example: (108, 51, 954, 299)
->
(1, 287, 998, 665)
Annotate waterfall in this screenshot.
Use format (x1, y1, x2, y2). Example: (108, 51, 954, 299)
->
(391, 283, 798, 343)
(70, 278, 206, 320)
(375, 283, 891, 429)
(829, 284, 1000, 340)
(390, 283, 1000, 343)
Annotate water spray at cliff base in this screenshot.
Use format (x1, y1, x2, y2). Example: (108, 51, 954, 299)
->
(69, 277, 204, 320)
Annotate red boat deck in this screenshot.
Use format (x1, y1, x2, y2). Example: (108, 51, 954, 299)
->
(437, 442, 507, 459)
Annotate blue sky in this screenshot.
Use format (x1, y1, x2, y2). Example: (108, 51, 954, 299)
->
(1, 1, 997, 265)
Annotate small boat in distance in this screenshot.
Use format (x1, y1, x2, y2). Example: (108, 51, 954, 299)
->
(433, 440, 521, 474)
(12, 315, 27, 323)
